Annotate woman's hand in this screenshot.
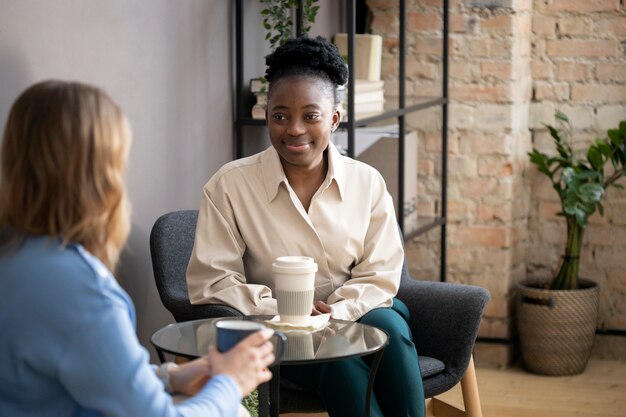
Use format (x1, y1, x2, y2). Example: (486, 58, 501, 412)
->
(208, 329, 275, 397)
(311, 300, 332, 316)
(168, 356, 212, 396)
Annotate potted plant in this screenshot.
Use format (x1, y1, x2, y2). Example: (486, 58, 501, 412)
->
(260, 0, 319, 52)
(250, 0, 320, 118)
(517, 113, 626, 375)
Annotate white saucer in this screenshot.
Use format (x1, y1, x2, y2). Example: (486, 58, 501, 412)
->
(265, 313, 330, 331)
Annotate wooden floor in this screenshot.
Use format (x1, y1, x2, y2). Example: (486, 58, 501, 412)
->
(283, 358, 626, 417)
(438, 358, 626, 417)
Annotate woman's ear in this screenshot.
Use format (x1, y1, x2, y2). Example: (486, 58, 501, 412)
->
(331, 109, 341, 132)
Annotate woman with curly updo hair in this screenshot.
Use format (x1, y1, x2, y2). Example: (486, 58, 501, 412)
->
(188, 36, 425, 417)
(0, 80, 276, 417)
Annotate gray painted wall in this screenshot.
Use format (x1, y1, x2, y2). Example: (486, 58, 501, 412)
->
(0, 0, 233, 358)
(0, 0, 340, 359)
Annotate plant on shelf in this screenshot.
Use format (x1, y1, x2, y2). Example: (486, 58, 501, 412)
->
(250, 0, 320, 118)
(260, 0, 320, 52)
(528, 112, 626, 290)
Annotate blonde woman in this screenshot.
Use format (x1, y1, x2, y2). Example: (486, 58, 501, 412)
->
(0, 80, 274, 417)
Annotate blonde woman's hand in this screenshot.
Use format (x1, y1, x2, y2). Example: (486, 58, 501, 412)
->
(208, 329, 275, 397)
(168, 356, 212, 396)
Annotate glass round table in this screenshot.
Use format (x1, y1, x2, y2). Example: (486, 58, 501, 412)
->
(151, 315, 389, 417)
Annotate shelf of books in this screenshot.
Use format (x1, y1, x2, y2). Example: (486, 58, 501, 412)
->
(245, 91, 443, 128)
(234, 1, 449, 282)
(247, 33, 392, 124)
(244, 31, 445, 128)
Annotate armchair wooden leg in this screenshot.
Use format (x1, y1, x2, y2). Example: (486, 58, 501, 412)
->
(460, 355, 483, 417)
(425, 356, 483, 417)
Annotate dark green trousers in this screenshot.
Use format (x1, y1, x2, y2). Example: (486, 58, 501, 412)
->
(281, 299, 426, 417)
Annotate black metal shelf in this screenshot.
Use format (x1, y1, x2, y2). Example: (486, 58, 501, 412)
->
(404, 217, 447, 242)
(233, 0, 449, 282)
(239, 97, 446, 128)
(341, 97, 447, 128)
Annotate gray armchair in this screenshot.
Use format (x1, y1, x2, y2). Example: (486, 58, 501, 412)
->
(150, 210, 240, 322)
(150, 210, 489, 416)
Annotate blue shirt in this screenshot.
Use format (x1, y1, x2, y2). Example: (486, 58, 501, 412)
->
(0, 236, 242, 417)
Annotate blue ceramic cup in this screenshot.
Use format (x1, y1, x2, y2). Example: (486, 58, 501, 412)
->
(215, 320, 286, 363)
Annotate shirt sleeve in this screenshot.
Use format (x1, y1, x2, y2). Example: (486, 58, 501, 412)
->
(326, 173, 403, 321)
(186, 185, 278, 315)
(58, 302, 242, 417)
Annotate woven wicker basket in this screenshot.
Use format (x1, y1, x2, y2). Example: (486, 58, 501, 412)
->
(516, 279, 599, 376)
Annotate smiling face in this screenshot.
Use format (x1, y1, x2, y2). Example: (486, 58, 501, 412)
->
(267, 76, 340, 172)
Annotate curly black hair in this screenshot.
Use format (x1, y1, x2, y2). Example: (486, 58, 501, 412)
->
(265, 36, 348, 105)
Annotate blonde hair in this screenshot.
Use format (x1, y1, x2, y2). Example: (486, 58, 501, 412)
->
(0, 80, 131, 270)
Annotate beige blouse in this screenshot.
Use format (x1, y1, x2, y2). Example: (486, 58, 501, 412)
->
(186, 143, 403, 321)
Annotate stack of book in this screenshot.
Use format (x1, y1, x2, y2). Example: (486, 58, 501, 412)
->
(334, 33, 383, 81)
(333, 33, 385, 120)
(346, 79, 385, 120)
(250, 78, 268, 120)
(249, 78, 385, 121)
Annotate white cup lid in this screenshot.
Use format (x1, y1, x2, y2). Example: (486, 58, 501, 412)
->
(272, 256, 318, 273)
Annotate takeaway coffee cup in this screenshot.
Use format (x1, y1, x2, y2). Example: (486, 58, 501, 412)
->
(272, 256, 317, 325)
(215, 320, 286, 363)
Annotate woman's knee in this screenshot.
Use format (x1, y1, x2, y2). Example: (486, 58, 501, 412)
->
(359, 307, 411, 341)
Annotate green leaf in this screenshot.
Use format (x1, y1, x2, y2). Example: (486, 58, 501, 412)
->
(562, 167, 576, 184)
(606, 142, 624, 169)
(260, 9, 270, 16)
(620, 120, 626, 137)
(581, 201, 596, 215)
(579, 183, 604, 204)
(574, 169, 601, 181)
(555, 111, 570, 123)
(587, 147, 603, 170)
(551, 156, 571, 167)
(528, 150, 553, 177)
(563, 203, 577, 216)
(545, 125, 560, 141)
(608, 129, 621, 146)
(596, 140, 613, 158)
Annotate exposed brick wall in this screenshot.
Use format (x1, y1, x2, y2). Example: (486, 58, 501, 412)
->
(367, 0, 626, 364)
